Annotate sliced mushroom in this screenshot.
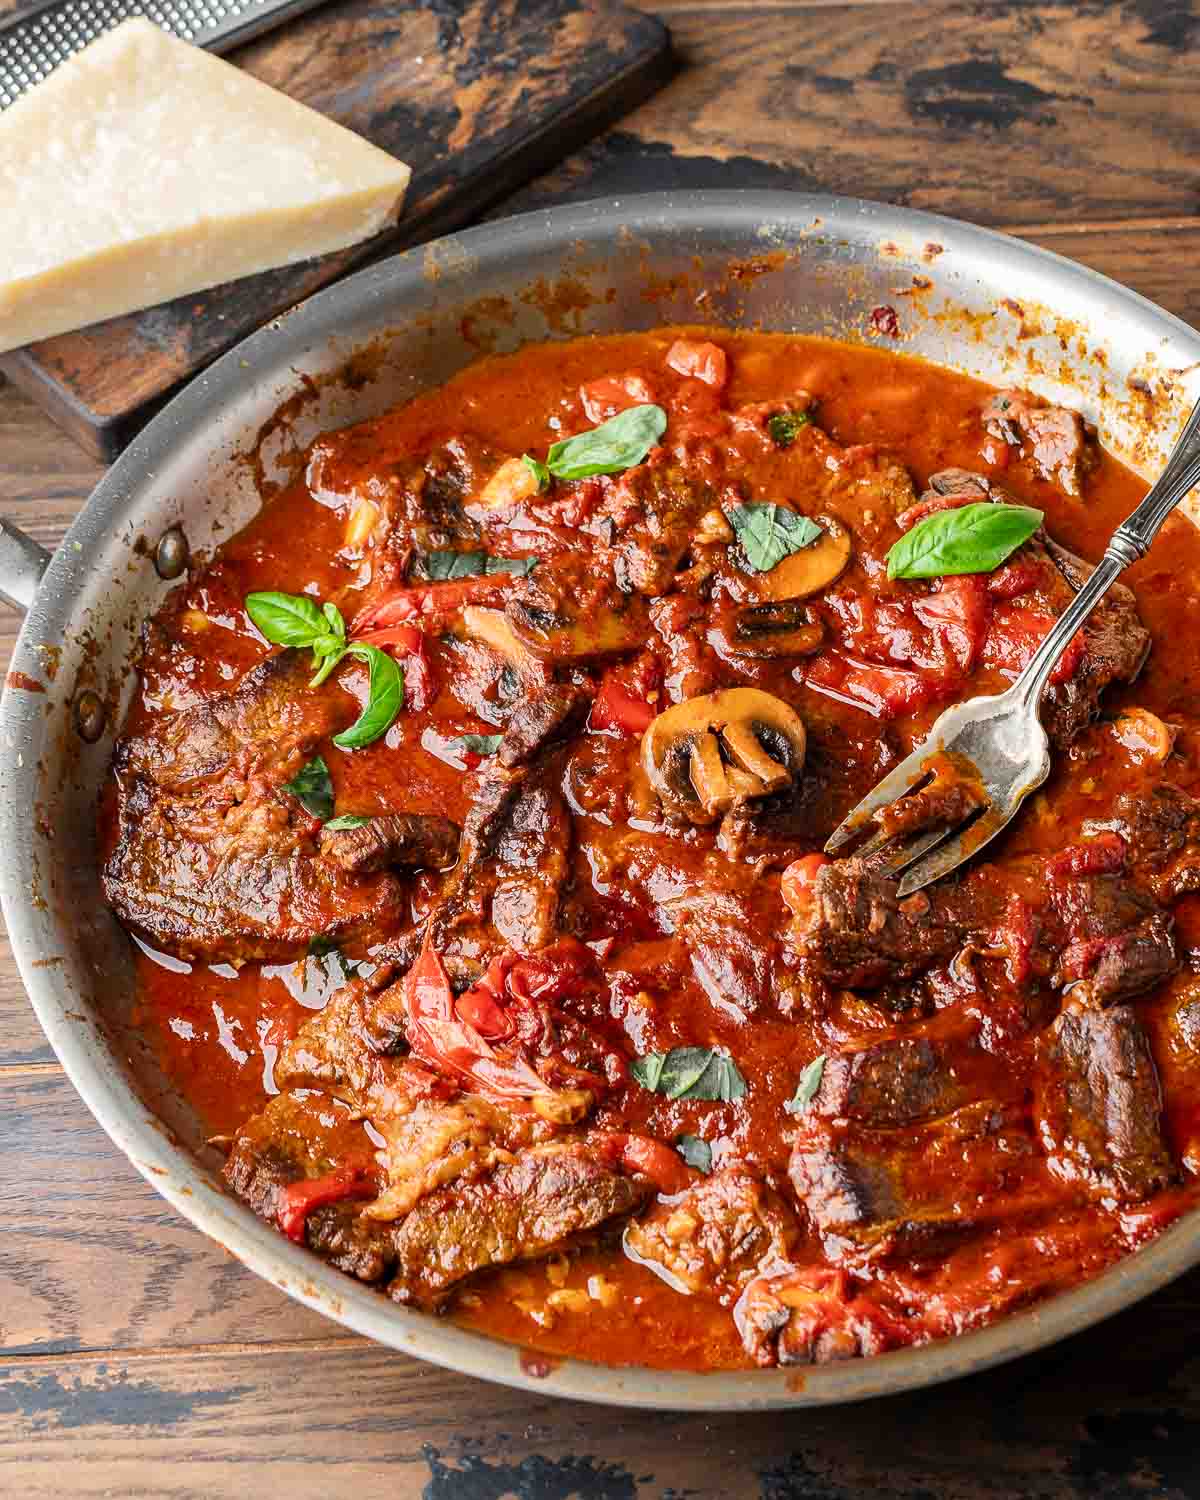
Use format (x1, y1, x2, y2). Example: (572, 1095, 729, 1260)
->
(1109, 708, 1177, 767)
(642, 688, 807, 824)
(462, 606, 550, 689)
(757, 514, 852, 602)
(712, 601, 826, 659)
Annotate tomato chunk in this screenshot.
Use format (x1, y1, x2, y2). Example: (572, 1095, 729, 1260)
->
(591, 1130, 692, 1195)
(805, 651, 939, 717)
(984, 605, 1085, 685)
(580, 373, 655, 425)
(665, 339, 729, 390)
(352, 621, 435, 711)
(591, 654, 661, 736)
(1048, 831, 1128, 879)
(912, 575, 991, 675)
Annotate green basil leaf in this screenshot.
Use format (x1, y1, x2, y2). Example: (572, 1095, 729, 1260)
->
(523, 454, 550, 491)
(730, 504, 823, 574)
(307, 934, 339, 958)
(451, 733, 503, 757)
(484, 555, 538, 577)
(307, 935, 359, 978)
(419, 549, 537, 581)
(630, 1051, 666, 1092)
(245, 590, 326, 647)
(324, 814, 373, 830)
(284, 755, 334, 821)
(676, 1134, 712, 1173)
(542, 404, 667, 481)
(767, 409, 813, 449)
(308, 635, 347, 688)
(333, 644, 404, 750)
(633, 1046, 747, 1103)
(886, 502, 1043, 580)
(784, 1054, 827, 1115)
(322, 601, 346, 640)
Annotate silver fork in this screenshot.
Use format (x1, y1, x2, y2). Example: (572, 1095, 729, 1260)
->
(824, 390, 1200, 896)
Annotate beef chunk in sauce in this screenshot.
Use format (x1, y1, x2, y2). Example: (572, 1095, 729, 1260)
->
(389, 1144, 651, 1308)
(320, 814, 459, 876)
(1034, 1002, 1174, 1203)
(789, 1100, 1038, 1259)
(796, 857, 965, 990)
(1102, 783, 1200, 901)
(624, 1167, 799, 1298)
(737, 1267, 907, 1366)
(812, 1031, 975, 1127)
(102, 650, 425, 964)
(982, 388, 1097, 496)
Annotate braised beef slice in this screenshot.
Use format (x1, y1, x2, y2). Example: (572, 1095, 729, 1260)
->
(388, 1144, 651, 1307)
(1104, 783, 1200, 901)
(982, 389, 1097, 497)
(737, 1267, 907, 1367)
(497, 684, 591, 768)
(789, 1100, 1033, 1258)
(1034, 1003, 1174, 1203)
(799, 858, 965, 989)
(1039, 537, 1150, 747)
(814, 1033, 973, 1127)
(320, 814, 459, 876)
(102, 650, 407, 964)
(1046, 867, 1178, 1005)
(602, 453, 717, 595)
(624, 1166, 799, 1299)
(506, 554, 652, 661)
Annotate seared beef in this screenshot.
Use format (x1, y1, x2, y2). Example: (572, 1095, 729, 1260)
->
(797, 839, 1176, 1001)
(798, 858, 965, 989)
(1102, 783, 1200, 901)
(320, 814, 459, 876)
(789, 1100, 1038, 1258)
(624, 1167, 798, 1298)
(604, 453, 717, 596)
(506, 554, 652, 661)
(1034, 1002, 1174, 1203)
(813, 1032, 973, 1127)
(497, 684, 591, 768)
(388, 1143, 651, 1307)
(736, 1267, 906, 1366)
(1039, 538, 1150, 746)
(103, 650, 407, 963)
(982, 389, 1097, 496)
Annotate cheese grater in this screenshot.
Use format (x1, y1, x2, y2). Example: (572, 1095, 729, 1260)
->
(0, 0, 333, 110)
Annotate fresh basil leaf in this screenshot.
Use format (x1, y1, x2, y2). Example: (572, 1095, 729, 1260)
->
(730, 504, 823, 574)
(784, 1054, 827, 1115)
(307, 934, 339, 958)
(523, 454, 551, 492)
(308, 634, 347, 688)
(767, 409, 813, 449)
(633, 1045, 747, 1103)
(419, 549, 537, 581)
(284, 755, 334, 821)
(245, 590, 326, 647)
(886, 502, 1043, 580)
(322, 601, 346, 640)
(676, 1134, 712, 1173)
(324, 813, 373, 830)
(452, 733, 503, 757)
(333, 644, 404, 750)
(630, 1051, 666, 1092)
(540, 404, 667, 481)
(308, 935, 359, 979)
(484, 555, 538, 577)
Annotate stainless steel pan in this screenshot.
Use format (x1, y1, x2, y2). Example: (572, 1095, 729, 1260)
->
(3, 192, 1199, 1411)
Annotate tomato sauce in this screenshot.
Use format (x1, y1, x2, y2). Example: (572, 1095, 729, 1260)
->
(121, 329, 1200, 1370)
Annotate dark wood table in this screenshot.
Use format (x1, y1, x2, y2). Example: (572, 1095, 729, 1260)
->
(5, 2, 1200, 1492)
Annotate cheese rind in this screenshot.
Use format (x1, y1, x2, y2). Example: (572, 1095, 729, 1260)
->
(0, 19, 411, 354)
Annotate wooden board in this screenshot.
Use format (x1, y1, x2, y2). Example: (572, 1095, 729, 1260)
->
(0, 0, 671, 461)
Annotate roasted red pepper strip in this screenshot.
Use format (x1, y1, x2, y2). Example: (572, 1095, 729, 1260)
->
(591, 654, 661, 736)
(590, 1130, 693, 1195)
(404, 935, 556, 1101)
(353, 576, 510, 634)
(352, 622, 434, 712)
(277, 1167, 375, 1244)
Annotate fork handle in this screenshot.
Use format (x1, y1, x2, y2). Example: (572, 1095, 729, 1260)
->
(1014, 393, 1200, 713)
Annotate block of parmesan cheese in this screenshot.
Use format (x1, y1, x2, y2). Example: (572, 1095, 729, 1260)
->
(0, 18, 411, 356)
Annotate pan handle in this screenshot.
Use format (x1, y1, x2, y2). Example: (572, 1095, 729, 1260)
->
(0, 517, 51, 614)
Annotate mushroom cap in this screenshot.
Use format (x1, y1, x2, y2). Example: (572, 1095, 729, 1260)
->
(757, 514, 852, 602)
(641, 687, 808, 824)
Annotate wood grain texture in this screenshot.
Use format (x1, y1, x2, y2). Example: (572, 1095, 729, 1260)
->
(0, 0, 671, 460)
(508, 0, 1200, 227)
(6, 1290, 1200, 1498)
(0, 1071, 352, 1355)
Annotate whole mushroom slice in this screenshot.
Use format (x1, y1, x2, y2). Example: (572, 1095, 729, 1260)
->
(711, 601, 825, 659)
(642, 688, 808, 824)
(756, 514, 852, 602)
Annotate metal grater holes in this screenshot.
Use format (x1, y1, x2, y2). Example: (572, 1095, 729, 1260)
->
(0, 0, 275, 108)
